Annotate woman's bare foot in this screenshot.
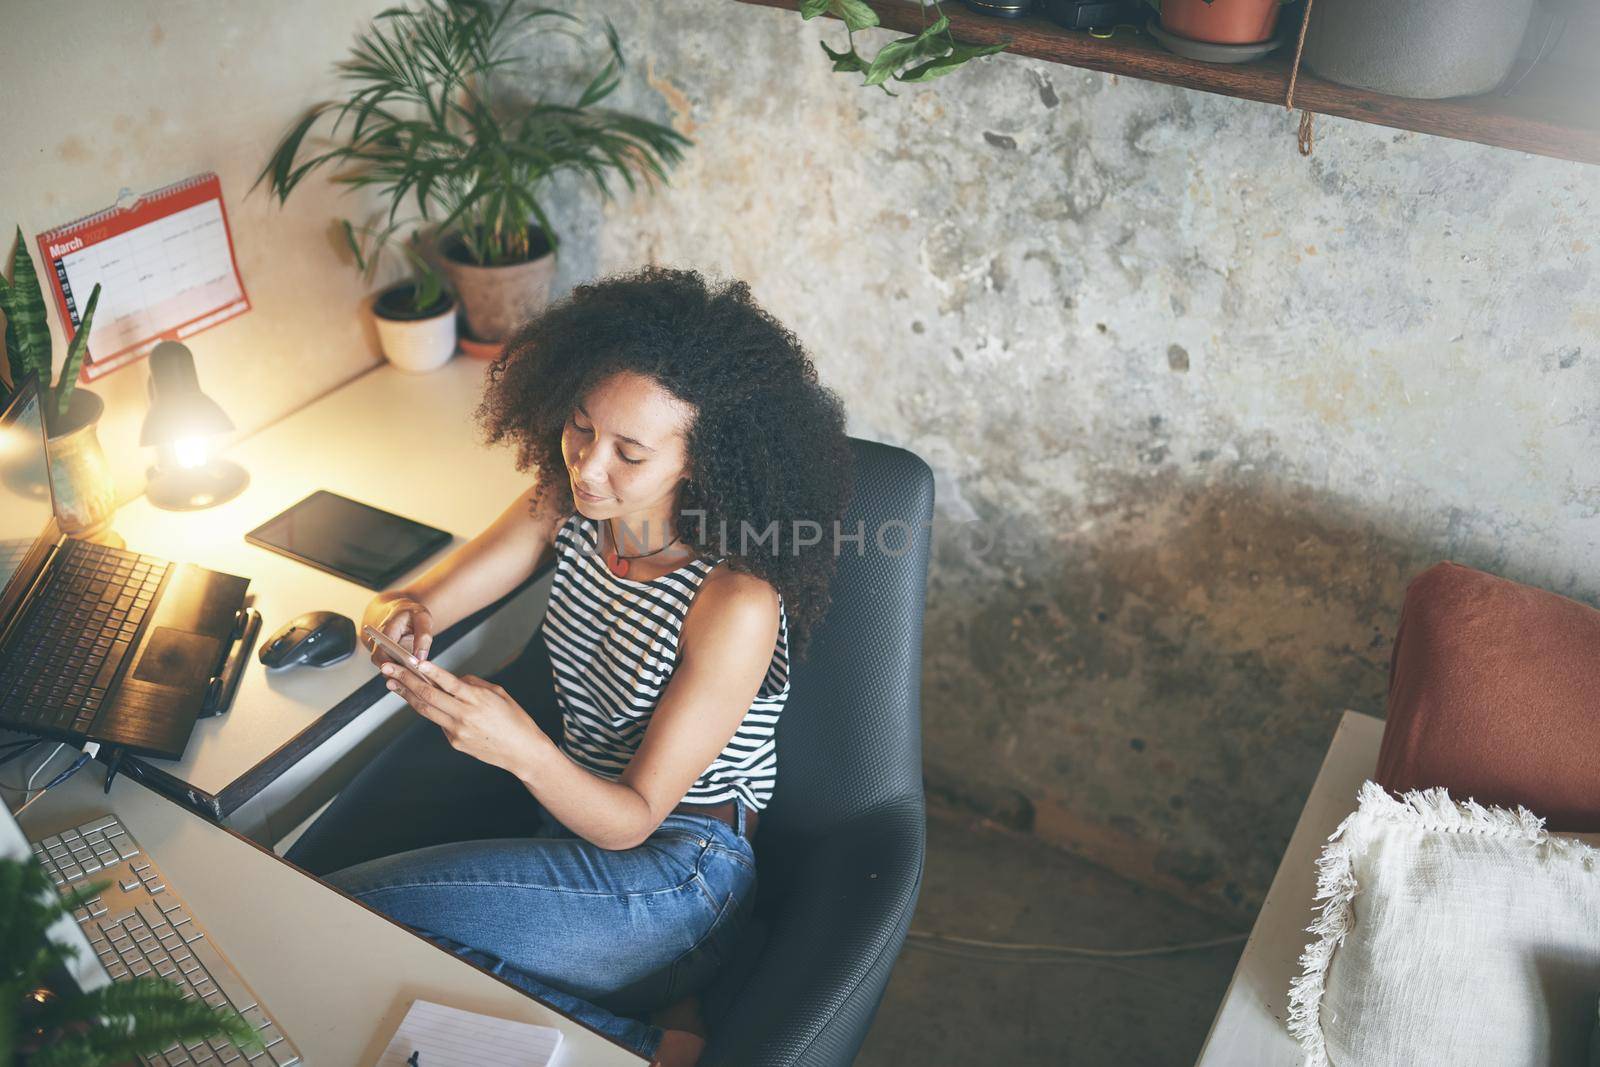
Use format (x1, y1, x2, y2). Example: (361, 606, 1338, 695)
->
(650, 1028, 706, 1067)
(649, 994, 708, 1067)
(650, 992, 707, 1038)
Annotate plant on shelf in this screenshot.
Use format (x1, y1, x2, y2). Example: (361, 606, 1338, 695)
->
(0, 227, 101, 430)
(1, 855, 261, 1066)
(1139, 0, 1295, 9)
(799, 0, 1007, 92)
(255, 0, 689, 353)
(1141, 0, 1293, 48)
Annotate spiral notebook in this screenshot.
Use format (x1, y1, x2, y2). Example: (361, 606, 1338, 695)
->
(34, 172, 251, 382)
(375, 999, 564, 1067)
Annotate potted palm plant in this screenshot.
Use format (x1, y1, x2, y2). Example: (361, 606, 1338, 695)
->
(2, 855, 260, 1065)
(255, 0, 689, 356)
(0, 228, 113, 538)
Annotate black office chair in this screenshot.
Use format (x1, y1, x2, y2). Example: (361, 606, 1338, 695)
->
(698, 437, 935, 1066)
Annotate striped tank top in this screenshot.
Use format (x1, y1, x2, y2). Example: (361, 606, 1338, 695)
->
(542, 513, 790, 811)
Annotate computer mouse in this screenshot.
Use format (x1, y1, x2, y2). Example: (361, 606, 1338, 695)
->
(259, 611, 356, 669)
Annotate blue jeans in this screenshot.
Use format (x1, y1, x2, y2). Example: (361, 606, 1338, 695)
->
(284, 632, 758, 1061)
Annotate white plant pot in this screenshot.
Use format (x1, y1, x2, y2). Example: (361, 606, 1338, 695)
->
(373, 299, 459, 373)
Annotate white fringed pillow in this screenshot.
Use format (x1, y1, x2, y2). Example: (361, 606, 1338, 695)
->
(1289, 781, 1600, 1067)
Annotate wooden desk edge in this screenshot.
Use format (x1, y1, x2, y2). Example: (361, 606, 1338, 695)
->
(121, 561, 555, 821)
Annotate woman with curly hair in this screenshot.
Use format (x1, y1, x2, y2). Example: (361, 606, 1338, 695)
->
(285, 266, 852, 1067)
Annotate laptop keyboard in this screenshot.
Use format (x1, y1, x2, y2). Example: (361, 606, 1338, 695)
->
(33, 814, 303, 1066)
(0, 539, 171, 733)
(0, 537, 32, 580)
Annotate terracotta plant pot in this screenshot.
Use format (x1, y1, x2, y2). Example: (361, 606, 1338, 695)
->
(44, 388, 118, 538)
(438, 231, 556, 345)
(1160, 0, 1281, 45)
(458, 336, 504, 361)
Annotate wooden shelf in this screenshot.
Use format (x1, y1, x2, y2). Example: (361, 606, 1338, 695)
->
(736, 0, 1600, 167)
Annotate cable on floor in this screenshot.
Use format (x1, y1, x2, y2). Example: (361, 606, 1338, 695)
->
(904, 928, 1247, 962)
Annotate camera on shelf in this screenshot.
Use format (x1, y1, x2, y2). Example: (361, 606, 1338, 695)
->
(962, 0, 1143, 29)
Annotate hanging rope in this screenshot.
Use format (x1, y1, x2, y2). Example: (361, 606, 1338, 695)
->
(1285, 0, 1316, 110)
(1284, 0, 1318, 154)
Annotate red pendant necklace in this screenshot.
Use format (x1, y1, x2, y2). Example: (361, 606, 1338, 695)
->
(603, 523, 682, 579)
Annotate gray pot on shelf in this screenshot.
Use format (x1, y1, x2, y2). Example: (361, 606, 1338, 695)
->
(1303, 0, 1538, 100)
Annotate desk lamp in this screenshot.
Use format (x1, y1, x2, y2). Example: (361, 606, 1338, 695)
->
(140, 341, 248, 510)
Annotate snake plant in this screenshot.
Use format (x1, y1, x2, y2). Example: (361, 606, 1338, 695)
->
(0, 228, 101, 432)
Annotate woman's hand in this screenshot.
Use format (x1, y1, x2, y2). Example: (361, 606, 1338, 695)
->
(362, 592, 435, 666)
(380, 659, 554, 779)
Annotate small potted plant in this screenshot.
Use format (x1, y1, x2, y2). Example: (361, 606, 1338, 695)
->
(256, 0, 689, 356)
(2, 855, 262, 1065)
(0, 227, 113, 538)
(344, 222, 458, 374)
(1144, 0, 1291, 58)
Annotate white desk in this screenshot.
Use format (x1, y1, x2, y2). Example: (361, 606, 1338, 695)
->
(100, 356, 552, 843)
(13, 761, 645, 1065)
(1195, 710, 1384, 1066)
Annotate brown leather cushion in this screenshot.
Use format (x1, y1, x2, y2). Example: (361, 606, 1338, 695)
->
(1376, 561, 1600, 831)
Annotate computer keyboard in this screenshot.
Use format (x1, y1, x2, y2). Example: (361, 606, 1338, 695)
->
(0, 539, 171, 733)
(31, 813, 302, 1066)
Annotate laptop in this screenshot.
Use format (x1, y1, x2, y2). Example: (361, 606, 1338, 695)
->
(0, 373, 251, 759)
(1, 793, 302, 1064)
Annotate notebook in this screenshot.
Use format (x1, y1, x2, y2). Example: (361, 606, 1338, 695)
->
(375, 1000, 564, 1067)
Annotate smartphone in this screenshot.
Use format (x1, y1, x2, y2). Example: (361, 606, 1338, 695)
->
(363, 624, 429, 679)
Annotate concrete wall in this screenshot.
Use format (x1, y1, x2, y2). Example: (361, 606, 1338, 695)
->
(531, 2, 1599, 916)
(4, 1, 1595, 918)
(0, 0, 397, 501)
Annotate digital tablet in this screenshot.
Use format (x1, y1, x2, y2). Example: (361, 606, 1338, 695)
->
(245, 490, 452, 590)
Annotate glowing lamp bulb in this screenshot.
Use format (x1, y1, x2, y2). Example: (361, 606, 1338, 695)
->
(140, 341, 248, 510)
(173, 436, 210, 470)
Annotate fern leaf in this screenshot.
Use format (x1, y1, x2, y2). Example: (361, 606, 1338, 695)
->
(32, 976, 262, 1066)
